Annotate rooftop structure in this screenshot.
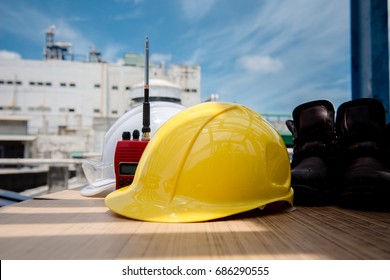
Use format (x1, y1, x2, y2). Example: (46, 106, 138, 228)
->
(0, 27, 201, 158)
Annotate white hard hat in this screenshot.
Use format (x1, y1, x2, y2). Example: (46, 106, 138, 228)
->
(81, 101, 185, 196)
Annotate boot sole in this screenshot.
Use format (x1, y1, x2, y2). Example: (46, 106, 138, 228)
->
(340, 185, 390, 211)
(292, 184, 335, 206)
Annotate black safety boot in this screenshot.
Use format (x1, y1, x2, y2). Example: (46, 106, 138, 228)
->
(286, 100, 337, 205)
(336, 98, 390, 210)
(386, 123, 390, 154)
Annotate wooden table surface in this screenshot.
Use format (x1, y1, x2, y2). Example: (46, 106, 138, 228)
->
(0, 187, 389, 260)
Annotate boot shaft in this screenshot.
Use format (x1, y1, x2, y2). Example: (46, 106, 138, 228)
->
(336, 98, 388, 160)
(286, 100, 336, 163)
(291, 100, 335, 140)
(336, 98, 386, 142)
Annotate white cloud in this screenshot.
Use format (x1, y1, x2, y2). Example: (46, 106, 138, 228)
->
(0, 0, 350, 115)
(236, 55, 284, 74)
(54, 21, 81, 41)
(0, 50, 21, 60)
(113, 9, 143, 21)
(115, 58, 125, 65)
(115, 0, 144, 4)
(68, 16, 89, 22)
(151, 53, 172, 64)
(180, 0, 217, 21)
(0, 3, 95, 59)
(179, 0, 350, 114)
(0, 4, 51, 45)
(182, 48, 206, 66)
(102, 43, 128, 63)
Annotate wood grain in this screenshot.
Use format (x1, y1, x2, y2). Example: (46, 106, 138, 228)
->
(0, 189, 389, 259)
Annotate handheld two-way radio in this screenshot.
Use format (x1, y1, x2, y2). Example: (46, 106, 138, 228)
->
(114, 36, 151, 189)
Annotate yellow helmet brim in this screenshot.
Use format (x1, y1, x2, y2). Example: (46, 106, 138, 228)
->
(105, 184, 293, 223)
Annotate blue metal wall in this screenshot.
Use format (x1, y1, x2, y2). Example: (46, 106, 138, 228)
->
(351, 0, 390, 122)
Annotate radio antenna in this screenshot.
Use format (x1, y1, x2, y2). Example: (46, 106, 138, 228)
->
(142, 36, 151, 141)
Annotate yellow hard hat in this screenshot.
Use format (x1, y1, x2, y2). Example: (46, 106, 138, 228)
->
(105, 102, 293, 222)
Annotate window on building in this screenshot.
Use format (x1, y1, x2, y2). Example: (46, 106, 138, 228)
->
(70, 83, 76, 87)
(94, 108, 100, 113)
(94, 84, 100, 88)
(46, 82, 52, 86)
(60, 83, 66, 87)
(112, 85, 118, 90)
(8, 106, 21, 111)
(68, 108, 75, 112)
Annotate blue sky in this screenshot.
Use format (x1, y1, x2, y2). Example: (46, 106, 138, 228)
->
(0, 0, 350, 115)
